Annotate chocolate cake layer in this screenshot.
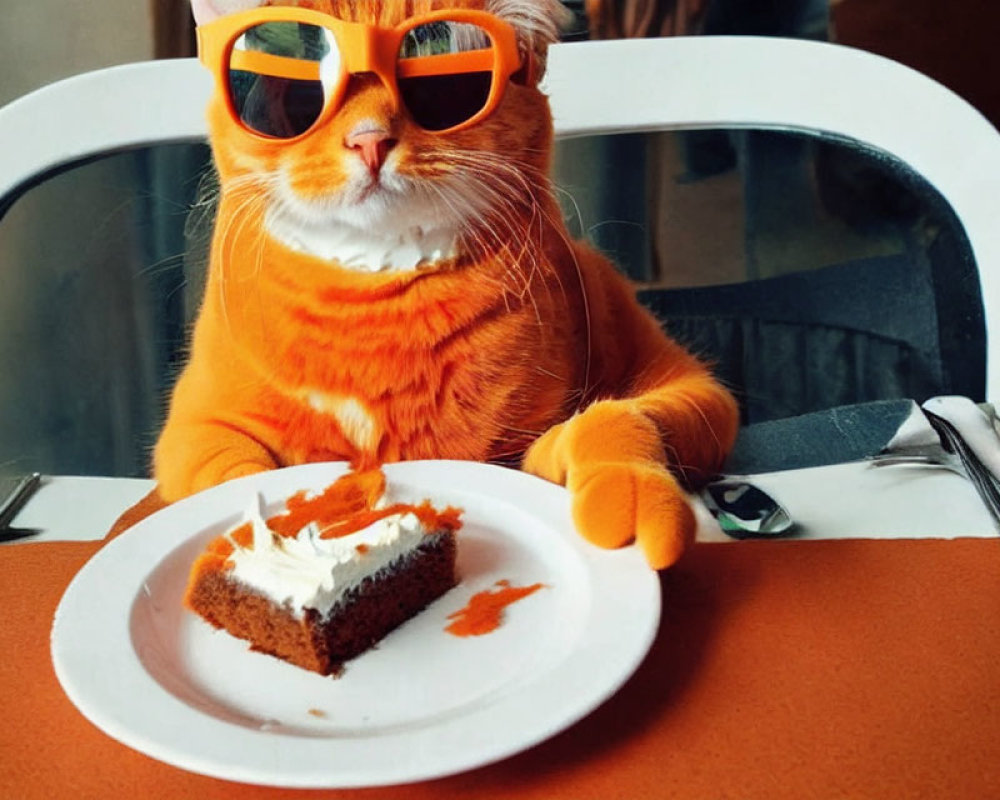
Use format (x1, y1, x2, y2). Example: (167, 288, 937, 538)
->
(186, 532, 457, 675)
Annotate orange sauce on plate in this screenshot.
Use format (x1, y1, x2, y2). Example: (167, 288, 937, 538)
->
(445, 580, 545, 637)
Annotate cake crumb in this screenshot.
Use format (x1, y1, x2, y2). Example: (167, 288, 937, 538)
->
(307, 708, 327, 718)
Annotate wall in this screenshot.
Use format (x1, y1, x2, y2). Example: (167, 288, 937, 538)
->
(0, 0, 153, 106)
(834, 0, 1000, 129)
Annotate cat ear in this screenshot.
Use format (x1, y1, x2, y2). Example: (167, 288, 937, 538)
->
(190, 0, 266, 27)
(487, 0, 572, 84)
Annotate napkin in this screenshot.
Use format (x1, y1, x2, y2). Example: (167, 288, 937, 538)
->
(723, 396, 1000, 483)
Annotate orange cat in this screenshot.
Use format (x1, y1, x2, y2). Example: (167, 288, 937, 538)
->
(154, 0, 740, 568)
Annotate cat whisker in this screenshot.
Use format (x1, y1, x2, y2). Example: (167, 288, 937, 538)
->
(428, 147, 595, 390)
(134, 252, 187, 279)
(534, 365, 565, 381)
(552, 183, 586, 235)
(429, 157, 546, 292)
(214, 180, 273, 335)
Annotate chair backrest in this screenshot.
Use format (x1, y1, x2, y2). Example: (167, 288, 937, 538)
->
(0, 36, 997, 476)
(541, 36, 1000, 407)
(0, 59, 210, 218)
(0, 60, 214, 478)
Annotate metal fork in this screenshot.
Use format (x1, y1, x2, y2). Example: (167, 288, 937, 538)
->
(867, 446, 966, 476)
(867, 419, 1000, 532)
(922, 409, 1000, 528)
(863, 400, 957, 472)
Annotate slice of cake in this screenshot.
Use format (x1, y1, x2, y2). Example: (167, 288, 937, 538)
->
(184, 468, 462, 675)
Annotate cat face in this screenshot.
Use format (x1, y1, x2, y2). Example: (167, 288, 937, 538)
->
(193, 0, 568, 272)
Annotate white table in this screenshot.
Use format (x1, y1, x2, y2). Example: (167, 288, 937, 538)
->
(7, 462, 997, 546)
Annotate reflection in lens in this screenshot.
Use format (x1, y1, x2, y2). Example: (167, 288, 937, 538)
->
(227, 22, 339, 138)
(398, 21, 494, 131)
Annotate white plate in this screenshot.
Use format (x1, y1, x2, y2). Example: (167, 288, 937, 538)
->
(52, 460, 660, 788)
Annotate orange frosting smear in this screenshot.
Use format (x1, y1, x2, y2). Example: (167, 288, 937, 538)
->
(187, 529, 238, 576)
(266, 469, 387, 538)
(445, 580, 545, 637)
(316, 500, 462, 539)
(205, 536, 235, 558)
(265, 468, 463, 540)
(228, 521, 254, 548)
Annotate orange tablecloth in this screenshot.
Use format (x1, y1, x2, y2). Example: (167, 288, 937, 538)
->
(3, 495, 999, 799)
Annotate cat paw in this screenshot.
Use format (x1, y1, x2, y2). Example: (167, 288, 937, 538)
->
(523, 400, 695, 569)
(570, 461, 695, 570)
(523, 400, 666, 483)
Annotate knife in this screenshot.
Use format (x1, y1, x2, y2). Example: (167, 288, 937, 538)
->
(0, 473, 42, 537)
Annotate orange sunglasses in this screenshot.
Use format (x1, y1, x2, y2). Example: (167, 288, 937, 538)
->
(196, 7, 525, 140)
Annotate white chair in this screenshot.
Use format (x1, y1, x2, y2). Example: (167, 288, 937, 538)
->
(0, 36, 997, 476)
(543, 37, 1000, 407)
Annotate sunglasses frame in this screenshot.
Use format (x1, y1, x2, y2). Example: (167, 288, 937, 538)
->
(196, 6, 524, 141)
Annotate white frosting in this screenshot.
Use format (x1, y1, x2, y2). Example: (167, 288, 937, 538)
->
(223, 492, 433, 618)
(265, 206, 458, 272)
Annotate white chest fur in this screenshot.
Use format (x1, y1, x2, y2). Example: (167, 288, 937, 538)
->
(266, 206, 458, 273)
(304, 391, 379, 451)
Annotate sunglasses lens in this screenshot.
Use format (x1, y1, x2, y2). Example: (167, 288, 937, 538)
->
(397, 21, 496, 131)
(227, 22, 340, 138)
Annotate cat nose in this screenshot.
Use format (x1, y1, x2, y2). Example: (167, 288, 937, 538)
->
(345, 129, 396, 177)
